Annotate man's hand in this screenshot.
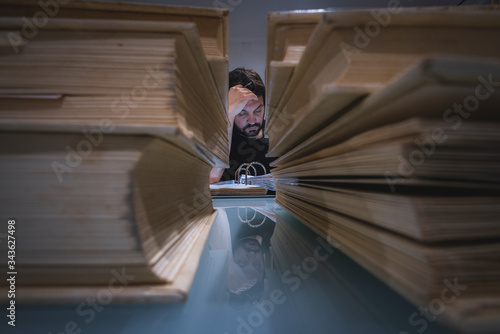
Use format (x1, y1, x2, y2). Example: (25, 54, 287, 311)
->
(210, 167, 224, 184)
(210, 85, 258, 185)
(228, 84, 258, 126)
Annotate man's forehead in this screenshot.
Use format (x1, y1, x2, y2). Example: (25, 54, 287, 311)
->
(243, 96, 264, 111)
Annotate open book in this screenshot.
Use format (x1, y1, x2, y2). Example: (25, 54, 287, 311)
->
(210, 182, 269, 197)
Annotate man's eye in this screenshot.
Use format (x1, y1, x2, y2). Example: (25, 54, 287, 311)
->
(239, 111, 247, 117)
(255, 109, 262, 114)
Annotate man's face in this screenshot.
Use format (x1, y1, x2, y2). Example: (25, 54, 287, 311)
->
(234, 96, 265, 139)
(233, 238, 264, 281)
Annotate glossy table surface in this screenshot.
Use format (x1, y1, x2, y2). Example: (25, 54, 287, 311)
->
(11, 197, 452, 334)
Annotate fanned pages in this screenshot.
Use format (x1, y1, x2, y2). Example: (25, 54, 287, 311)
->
(274, 195, 500, 334)
(0, 18, 229, 167)
(272, 55, 500, 166)
(0, 1, 230, 304)
(266, 10, 322, 121)
(267, 6, 500, 334)
(0, 133, 216, 301)
(0, 0, 229, 104)
(266, 6, 500, 159)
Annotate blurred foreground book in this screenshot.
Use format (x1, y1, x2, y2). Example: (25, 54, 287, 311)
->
(267, 6, 500, 333)
(0, 0, 229, 303)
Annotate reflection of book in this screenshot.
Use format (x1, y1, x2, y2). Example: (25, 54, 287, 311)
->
(210, 182, 268, 196)
(253, 207, 277, 222)
(271, 209, 412, 334)
(275, 194, 500, 334)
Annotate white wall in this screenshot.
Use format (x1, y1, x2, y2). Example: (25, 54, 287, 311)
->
(111, 0, 491, 80)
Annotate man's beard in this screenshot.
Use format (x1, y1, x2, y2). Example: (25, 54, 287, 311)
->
(236, 122, 263, 138)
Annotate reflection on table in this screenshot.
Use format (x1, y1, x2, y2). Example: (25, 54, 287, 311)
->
(16, 197, 452, 334)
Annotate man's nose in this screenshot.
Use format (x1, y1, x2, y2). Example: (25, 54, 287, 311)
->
(248, 113, 256, 124)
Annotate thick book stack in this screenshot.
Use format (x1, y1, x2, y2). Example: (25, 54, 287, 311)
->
(266, 6, 500, 333)
(266, 10, 323, 122)
(269, 208, 453, 334)
(0, 1, 229, 303)
(0, 0, 230, 108)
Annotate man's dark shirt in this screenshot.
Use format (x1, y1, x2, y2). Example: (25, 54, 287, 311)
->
(220, 129, 275, 182)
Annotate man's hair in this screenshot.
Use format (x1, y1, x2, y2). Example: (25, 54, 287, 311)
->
(229, 67, 265, 103)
